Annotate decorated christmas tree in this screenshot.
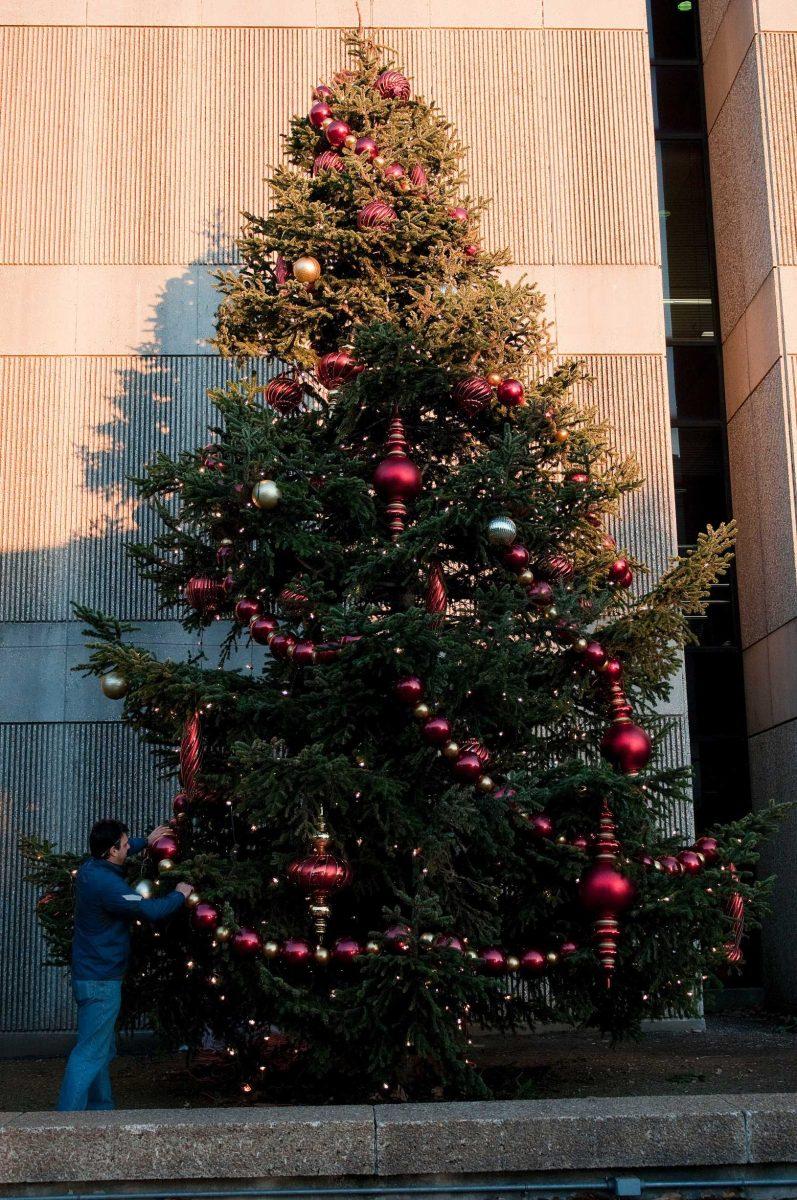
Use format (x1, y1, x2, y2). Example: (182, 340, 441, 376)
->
(25, 32, 776, 1102)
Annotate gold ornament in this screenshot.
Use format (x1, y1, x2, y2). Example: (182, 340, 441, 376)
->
(187, 891, 201, 907)
(100, 671, 128, 699)
(419, 932, 435, 947)
(292, 255, 322, 285)
(216, 926, 231, 942)
(442, 741, 460, 760)
(365, 940, 380, 955)
(506, 955, 520, 972)
(396, 178, 411, 193)
(554, 428, 569, 444)
(321, 117, 333, 129)
(518, 568, 535, 585)
(158, 857, 174, 874)
(546, 951, 559, 966)
(344, 133, 357, 150)
(251, 479, 281, 510)
(486, 371, 503, 388)
(575, 637, 588, 651)
(314, 945, 331, 964)
(413, 703, 431, 721)
(477, 775, 495, 793)
(263, 939, 279, 957)
(373, 154, 386, 169)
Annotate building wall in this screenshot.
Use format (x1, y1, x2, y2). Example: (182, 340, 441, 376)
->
(701, 0, 797, 1007)
(0, 0, 687, 1032)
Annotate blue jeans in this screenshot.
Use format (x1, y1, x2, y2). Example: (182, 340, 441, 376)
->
(57, 979, 122, 1111)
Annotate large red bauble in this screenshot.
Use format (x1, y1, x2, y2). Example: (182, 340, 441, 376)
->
(395, 675, 424, 705)
(678, 850, 703, 875)
(565, 470, 589, 485)
(325, 119, 350, 147)
(602, 657, 623, 681)
(528, 813, 553, 839)
(582, 641, 607, 670)
(357, 199, 397, 229)
(150, 834, 179, 862)
(250, 615, 279, 645)
(375, 69, 411, 100)
(292, 641, 316, 666)
(385, 923, 411, 953)
(309, 101, 332, 128)
(264, 373, 303, 415)
(578, 864, 636, 913)
(528, 580, 553, 607)
(539, 554, 574, 581)
(452, 376, 492, 417)
(619, 568, 634, 589)
(185, 576, 222, 613)
(519, 948, 546, 975)
(478, 947, 506, 973)
(449, 206, 469, 222)
(269, 633, 296, 660)
(600, 719, 652, 775)
(313, 84, 333, 101)
(452, 752, 482, 782)
(435, 934, 464, 952)
(355, 136, 379, 159)
(312, 151, 344, 175)
(233, 928, 262, 957)
(384, 162, 405, 180)
(422, 716, 452, 745)
(172, 791, 190, 816)
(316, 349, 364, 389)
(281, 938, 311, 964)
(235, 597, 261, 626)
(694, 835, 719, 864)
(410, 163, 428, 189)
(332, 937, 362, 962)
(288, 853, 351, 894)
(373, 455, 422, 501)
(192, 902, 219, 930)
(503, 544, 530, 572)
(497, 378, 524, 407)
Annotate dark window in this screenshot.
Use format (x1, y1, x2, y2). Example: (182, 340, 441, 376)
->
(650, 0, 699, 60)
(654, 66, 703, 133)
(667, 344, 723, 420)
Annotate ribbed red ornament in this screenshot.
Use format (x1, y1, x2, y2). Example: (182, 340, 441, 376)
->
(538, 553, 574, 581)
(375, 69, 411, 100)
(274, 254, 289, 286)
(312, 151, 344, 175)
(179, 711, 203, 799)
(357, 199, 397, 230)
(278, 586, 309, 617)
(263, 373, 303, 415)
(373, 410, 422, 541)
(185, 576, 223, 614)
(723, 865, 745, 964)
(409, 163, 428, 189)
(316, 349, 364, 389)
(460, 738, 490, 766)
(452, 376, 492, 417)
(426, 561, 447, 620)
(287, 818, 351, 941)
(578, 801, 636, 986)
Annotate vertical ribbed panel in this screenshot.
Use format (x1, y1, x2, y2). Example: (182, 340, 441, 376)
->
(762, 33, 797, 267)
(0, 26, 657, 267)
(0, 722, 172, 1032)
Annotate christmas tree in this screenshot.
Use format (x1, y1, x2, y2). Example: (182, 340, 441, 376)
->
(25, 32, 776, 1103)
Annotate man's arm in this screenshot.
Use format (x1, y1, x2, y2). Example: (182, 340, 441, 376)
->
(99, 871, 187, 923)
(127, 837, 148, 855)
(128, 824, 172, 856)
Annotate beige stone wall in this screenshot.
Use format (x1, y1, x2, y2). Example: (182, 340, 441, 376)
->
(0, 1, 686, 1031)
(702, 0, 797, 1005)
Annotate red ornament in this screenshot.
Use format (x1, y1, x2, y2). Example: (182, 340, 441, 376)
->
(452, 376, 492, 417)
(565, 470, 589, 485)
(426, 561, 448, 619)
(528, 813, 553, 839)
(316, 349, 364, 389)
(384, 162, 405, 180)
(315, 642, 342, 663)
(658, 855, 683, 875)
(579, 801, 635, 986)
(150, 834, 179, 863)
(172, 791, 189, 817)
(201, 444, 225, 471)
(409, 163, 428, 189)
(601, 719, 652, 776)
(185, 576, 223, 614)
(503, 544, 530, 572)
(395, 676, 425, 706)
(528, 580, 553, 607)
(250, 615, 279, 645)
(435, 934, 464, 952)
(216, 542, 234, 567)
(560, 941, 578, 958)
(278, 586, 309, 617)
(325, 119, 350, 148)
(619, 568, 634, 588)
(423, 716, 452, 745)
(464, 244, 479, 257)
(608, 558, 629, 584)
(519, 948, 546, 975)
(460, 738, 490, 766)
(179, 711, 203, 799)
(192, 902, 219, 931)
(274, 254, 289, 286)
(355, 136, 379, 159)
(452, 752, 482, 783)
(373, 410, 422, 541)
(332, 937, 362, 962)
(232, 928, 262, 957)
(496, 379, 524, 407)
(384, 923, 412, 953)
(375, 70, 411, 101)
(288, 820, 352, 940)
(579, 864, 636, 913)
(269, 632, 297, 660)
(602, 658, 623, 681)
(263, 373, 303, 415)
(678, 850, 704, 875)
(582, 641, 607, 671)
(313, 84, 333, 101)
(449, 206, 469, 222)
(312, 151, 344, 175)
(281, 938, 312, 964)
(571, 834, 589, 851)
(357, 199, 397, 229)
(309, 101, 332, 128)
(694, 835, 719, 864)
(723, 866, 745, 964)
(478, 947, 506, 974)
(538, 554, 574, 581)
(293, 641, 316, 666)
(235, 597, 261, 626)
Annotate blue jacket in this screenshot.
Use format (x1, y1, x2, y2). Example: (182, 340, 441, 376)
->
(71, 837, 186, 981)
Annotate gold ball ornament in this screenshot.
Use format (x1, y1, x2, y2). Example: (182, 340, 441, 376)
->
(251, 479, 281, 510)
(216, 926, 231, 942)
(486, 371, 503, 388)
(419, 932, 435, 947)
(263, 939, 279, 957)
(314, 946, 331, 964)
(365, 940, 380, 955)
(518, 569, 535, 585)
(396, 178, 411, 193)
(554, 428, 569, 444)
(413, 703, 431, 721)
(506, 955, 520, 972)
(158, 857, 174, 874)
(546, 951, 559, 966)
(575, 637, 589, 651)
(344, 133, 357, 150)
(321, 117, 333, 129)
(373, 155, 386, 169)
(442, 741, 460, 760)
(292, 255, 322, 285)
(100, 671, 128, 700)
(477, 775, 495, 793)
(187, 891, 201, 907)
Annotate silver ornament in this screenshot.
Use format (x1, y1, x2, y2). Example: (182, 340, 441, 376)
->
(251, 479, 282, 510)
(134, 880, 153, 900)
(487, 515, 517, 546)
(100, 671, 129, 699)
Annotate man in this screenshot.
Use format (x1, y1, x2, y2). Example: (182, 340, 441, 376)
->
(57, 818, 193, 1112)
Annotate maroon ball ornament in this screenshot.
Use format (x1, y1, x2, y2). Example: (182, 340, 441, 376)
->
(172, 791, 190, 817)
(452, 376, 492, 417)
(250, 615, 279, 645)
(600, 719, 652, 775)
(384, 162, 405, 180)
(678, 850, 704, 875)
(357, 199, 397, 230)
(659, 855, 683, 875)
(235, 597, 261, 626)
(582, 641, 607, 671)
(375, 69, 411, 100)
(263, 373, 303, 415)
(579, 864, 636, 913)
(373, 454, 422, 501)
(619, 568, 634, 588)
(395, 676, 425, 705)
(325, 119, 350, 148)
(185, 576, 222, 614)
(288, 851, 352, 894)
(309, 101, 332, 128)
(694, 835, 719, 864)
(332, 937, 362, 962)
(316, 349, 364, 389)
(422, 716, 452, 745)
(435, 934, 464, 952)
(528, 580, 554, 607)
(384, 923, 412, 953)
(608, 558, 629, 584)
(312, 151, 344, 175)
(281, 938, 311, 964)
(449, 206, 469, 222)
(313, 84, 333, 101)
(565, 470, 589, 485)
(452, 752, 482, 783)
(232, 928, 262, 957)
(478, 947, 506, 974)
(269, 632, 297, 660)
(150, 833, 179, 862)
(602, 658, 623, 682)
(293, 641, 316, 666)
(497, 378, 524, 407)
(519, 948, 546, 975)
(528, 813, 554, 839)
(560, 941, 578, 959)
(503, 544, 530, 572)
(192, 902, 219, 931)
(465, 244, 479, 257)
(355, 136, 379, 159)
(201, 444, 225, 471)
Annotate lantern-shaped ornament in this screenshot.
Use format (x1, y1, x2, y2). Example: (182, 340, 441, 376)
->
(372, 409, 422, 541)
(286, 814, 352, 942)
(578, 800, 636, 986)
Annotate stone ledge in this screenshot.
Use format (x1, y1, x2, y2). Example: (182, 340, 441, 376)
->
(1, 1094, 797, 1185)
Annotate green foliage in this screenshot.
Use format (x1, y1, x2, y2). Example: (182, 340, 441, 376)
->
(25, 30, 780, 1103)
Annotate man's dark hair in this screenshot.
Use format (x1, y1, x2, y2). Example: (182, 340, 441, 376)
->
(89, 819, 129, 859)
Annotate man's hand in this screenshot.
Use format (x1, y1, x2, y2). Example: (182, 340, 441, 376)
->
(147, 824, 171, 846)
(175, 882, 194, 898)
